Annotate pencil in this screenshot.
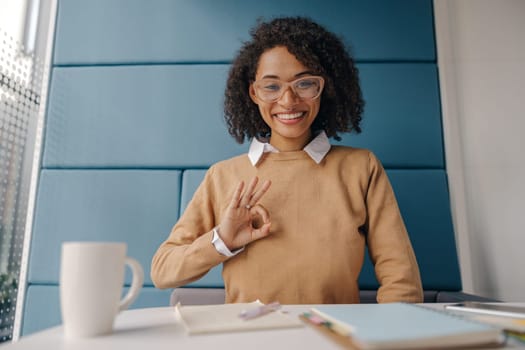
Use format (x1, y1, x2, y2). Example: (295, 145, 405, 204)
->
(299, 313, 359, 349)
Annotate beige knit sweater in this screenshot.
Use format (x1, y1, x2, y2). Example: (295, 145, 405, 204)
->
(151, 146, 423, 304)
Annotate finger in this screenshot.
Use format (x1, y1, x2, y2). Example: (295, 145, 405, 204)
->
(240, 177, 259, 208)
(250, 204, 270, 224)
(230, 180, 245, 208)
(251, 222, 272, 241)
(248, 179, 271, 207)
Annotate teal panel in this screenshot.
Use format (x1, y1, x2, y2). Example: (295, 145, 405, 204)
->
(21, 285, 60, 336)
(180, 170, 223, 287)
(123, 286, 173, 309)
(43, 63, 440, 168)
(54, 0, 434, 65)
(336, 64, 443, 168)
(358, 170, 462, 291)
(28, 170, 181, 285)
(21, 285, 172, 336)
(180, 170, 207, 216)
(391, 170, 461, 290)
(43, 65, 247, 168)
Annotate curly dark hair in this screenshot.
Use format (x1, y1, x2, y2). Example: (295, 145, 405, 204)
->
(224, 16, 364, 143)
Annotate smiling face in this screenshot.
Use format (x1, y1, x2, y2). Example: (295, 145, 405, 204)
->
(249, 46, 321, 151)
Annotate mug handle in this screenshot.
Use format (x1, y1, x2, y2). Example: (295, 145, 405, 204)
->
(118, 257, 144, 311)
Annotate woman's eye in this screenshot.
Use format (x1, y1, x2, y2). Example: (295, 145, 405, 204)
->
(296, 80, 315, 89)
(263, 84, 280, 91)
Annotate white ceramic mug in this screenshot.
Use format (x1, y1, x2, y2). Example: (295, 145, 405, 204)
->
(59, 242, 144, 338)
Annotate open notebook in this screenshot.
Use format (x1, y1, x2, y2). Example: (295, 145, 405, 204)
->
(310, 303, 506, 349)
(175, 301, 303, 335)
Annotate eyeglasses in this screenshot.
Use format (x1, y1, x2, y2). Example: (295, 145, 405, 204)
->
(252, 76, 325, 103)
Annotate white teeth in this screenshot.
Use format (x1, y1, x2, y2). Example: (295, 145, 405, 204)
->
(275, 112, 304, 120)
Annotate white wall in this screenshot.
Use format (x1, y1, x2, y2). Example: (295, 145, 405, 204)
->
(0, 0, 27, 40)
(435, 0, 525, 301)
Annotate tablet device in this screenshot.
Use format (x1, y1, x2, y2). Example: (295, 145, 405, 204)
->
(445, 301, 525, 319)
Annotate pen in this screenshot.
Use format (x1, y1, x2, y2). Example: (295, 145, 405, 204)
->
(300, 312, 356, 348)
(239, 302, 281, 320)
(301, 312, 351, 337)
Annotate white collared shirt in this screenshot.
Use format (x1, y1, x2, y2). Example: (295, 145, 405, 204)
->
(248, 130, 332, 166)
(212, 131, 332, 257)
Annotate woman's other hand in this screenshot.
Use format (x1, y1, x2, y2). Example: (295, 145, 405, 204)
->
(218, 177, 272, 250)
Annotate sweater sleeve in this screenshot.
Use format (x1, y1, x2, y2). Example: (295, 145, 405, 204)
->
(150, 166, 228, 289)
(364, 152, 424, 303)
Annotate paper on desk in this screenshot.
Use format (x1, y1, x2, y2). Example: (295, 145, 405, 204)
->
(467, 314, 525, 333)
(175, 301, 303, 335)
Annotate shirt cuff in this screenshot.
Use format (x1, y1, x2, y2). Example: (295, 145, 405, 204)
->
(211, 227, 244, 257)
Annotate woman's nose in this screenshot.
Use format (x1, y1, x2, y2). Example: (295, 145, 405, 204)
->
(278, 88, 299, 107)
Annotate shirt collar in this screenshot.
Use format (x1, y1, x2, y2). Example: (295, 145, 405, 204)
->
(248, 131, 331, 166)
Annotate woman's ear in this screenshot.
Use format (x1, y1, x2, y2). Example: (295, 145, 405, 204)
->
(249, 84, 259, 105)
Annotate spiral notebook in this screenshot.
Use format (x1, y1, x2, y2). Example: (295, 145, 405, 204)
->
(310, 303, 506, 349)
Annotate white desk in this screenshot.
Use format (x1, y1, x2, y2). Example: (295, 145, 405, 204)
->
(4, 305, 523, 349)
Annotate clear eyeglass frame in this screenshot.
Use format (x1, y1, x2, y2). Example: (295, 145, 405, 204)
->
(252, 75, 325, 103)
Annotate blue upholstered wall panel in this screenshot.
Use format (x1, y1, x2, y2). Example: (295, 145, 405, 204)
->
(337, 64, 443, 169)
(389, 170, 461, 290)
(54, 0, 434, 65)
(180, 170, 223, 287)
(28, 170, 182, 285)
(43, 63, 442, 168)
(22, 285, 172, 335)
(359, 170, 461, 290)
(180, 170, 208, 215)
(43, 65, 247, 168)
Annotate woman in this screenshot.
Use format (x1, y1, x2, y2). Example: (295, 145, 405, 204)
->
(151, 17, 423, 304)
